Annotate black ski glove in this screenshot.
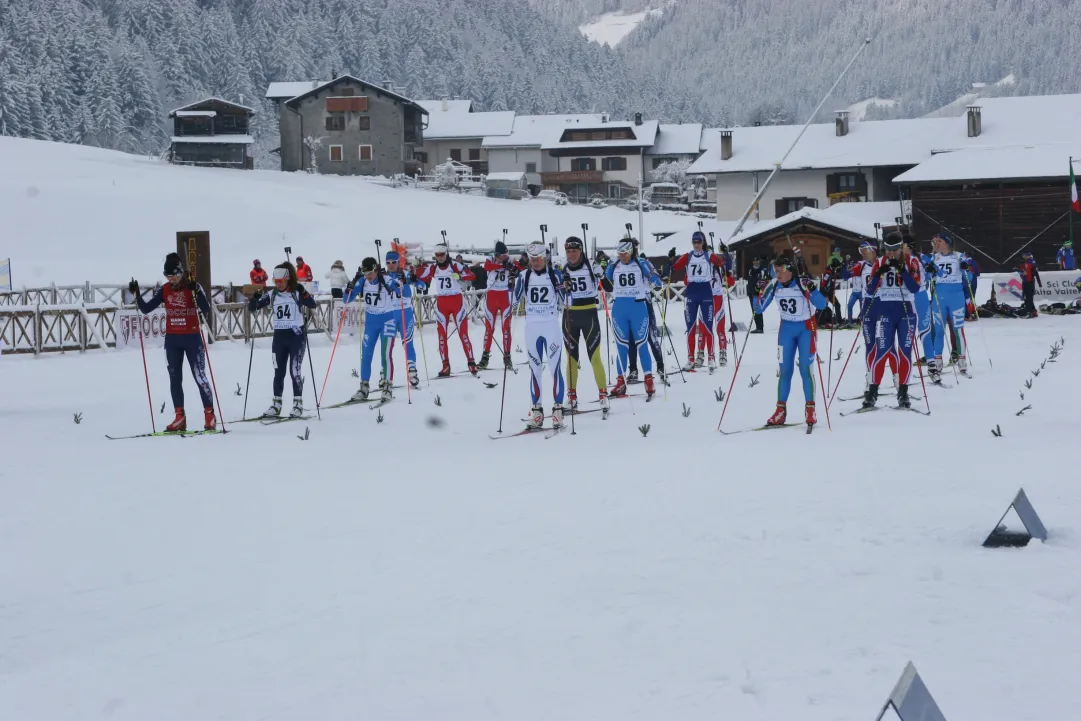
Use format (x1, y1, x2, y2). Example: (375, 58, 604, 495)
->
(874, 264, 889, 277)
(960, 261, 969, 270)
(668, 247, 676, 259)
(128, 279, 139, 295)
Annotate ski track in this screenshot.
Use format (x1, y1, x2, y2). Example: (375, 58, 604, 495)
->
(1, 301, 1079, 721)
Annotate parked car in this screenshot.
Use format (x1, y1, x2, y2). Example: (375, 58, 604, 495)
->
(536, 189, 570, 205)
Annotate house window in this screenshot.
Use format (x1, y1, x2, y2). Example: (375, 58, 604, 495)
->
(358, 116, 371, 131)
(608, 183, 622, 199)
(571, 158, 596, 171)
(469, 148, 481, 161)
(414, 151, 429, 164)
(450, 149, 462, 162)
(786, 197, 816, 212)
(340, 88, 355, 97)
(838, 173, 857, 189)
(525, 162, 537, 173)
(359, 145, 372, 161)
(325, 114, 345, 131)
(329, 145, 343, 162)
(602, 157, 627, 171)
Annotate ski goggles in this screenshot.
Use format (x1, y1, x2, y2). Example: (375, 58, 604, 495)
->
(526, 242, 547, 258)
(272, 268, 290, 281)
(616, 240, 635, 254)
(564, 238, 584, 251)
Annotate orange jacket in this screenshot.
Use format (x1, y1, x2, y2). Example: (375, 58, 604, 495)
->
(296, 263, 314, 282)
(250, 267, 268, 285)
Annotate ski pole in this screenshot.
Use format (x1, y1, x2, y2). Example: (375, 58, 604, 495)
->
(319, 306, 347, 406)
(397, 278, 412, 404)
(711, 232, 739, 344)
(191, 283, 227, 433)
(137, 317, 156, 433)
(242, 318, 255, 420)
(826, 304, 835, 392)
(963, 271, 992, 368)
(715, 320, 756, 431)
(905, 309, 932, 414)
(413, 293, 431, 385)
(304, 316, 322, 420)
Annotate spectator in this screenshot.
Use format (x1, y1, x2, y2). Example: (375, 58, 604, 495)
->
(455, 254, 471, 292)
(746, 256, 769, 333)
(296, 256, 314, 283)
(470, 260, 488, 290)
(1058, 240, 1075, 270)
(1016, 251, 1042, 316)
(250, 259, 268, 287)
(325, 260, 349, 299)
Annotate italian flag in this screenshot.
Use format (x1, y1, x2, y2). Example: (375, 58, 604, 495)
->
(1072, 163, 1080, 212)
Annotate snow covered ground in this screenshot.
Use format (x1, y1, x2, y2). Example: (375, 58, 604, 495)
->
(2, 293, 1079, 720)
(2, 139, 1080, 720)
(0, 137, 724, 287)
(579, 8, 663, 47)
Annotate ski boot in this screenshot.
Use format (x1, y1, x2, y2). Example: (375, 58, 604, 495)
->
(927, 358, 942, 384)
(476, 351, 490, 370)
(504, 353, 514, 369)
(166, 408, 186, 433)
(408, 366, 420, 388)
(862, 383, 880, 409)
(262, 397, 283, 419)
(958, 356, 970, 377)
(610, 375, 628, 398)
(527, 404, 544, 429)
(598, 388, 610, 415)
(627, 369, 639, 383)
(551, 403, 565, 429)
(718, 349, 727, 367)
(805, 401, 817, 427)
(897, 384, 911, 409)
(378, 377, 391, 393)
(352, 381, 370, 401)
(766, 401, 787, 426)
(437, 361, 452, 378)
(695, 349, 705, 368)
(707, 354, 717, 374)
(567, 388, 578, 411)
(468, 361, 479, 376)
(290, 397, 304, 418)
(682, 357, 697, 372)
(203, 406, 217, 431)
(644, 373, 656, 399)
(381, 384, 393, 402)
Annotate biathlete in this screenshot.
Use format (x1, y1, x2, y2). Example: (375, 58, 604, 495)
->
(754, 255, 827, 428)
(560, 236, 609, 412)
(669, 230, 726, 372)
(248, 262, 317, 418)
(128, 252, 215, 432)
(605, 239, 662, 399)
(513, 242, 567, 429)
(415, 244, 477, 376)
(344, 257, 400, 402)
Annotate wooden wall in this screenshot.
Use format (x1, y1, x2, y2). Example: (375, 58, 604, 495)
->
(910, 181, 1072, 271)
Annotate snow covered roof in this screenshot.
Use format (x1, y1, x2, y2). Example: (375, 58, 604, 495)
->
(541, 120, 659, 150)
(482, 114, 607, 148)
(417, 99, 474, 115)
(171, 135, 254, 145)
(174, 110, 216, 118)
(689, 117, 955, 174)
(484, 172, 527, 182)
(169, 98, 254, 116)
(265, 81, 326, 100)
(424, 110, 515, 140)
(821, 201, 907, 227)
(894, 144, 1081, 184)
(690, 93, 1081, 176)
(727, 206, 878, 248)
(648, 123, 704, 156)
(284, 76, 428, 115)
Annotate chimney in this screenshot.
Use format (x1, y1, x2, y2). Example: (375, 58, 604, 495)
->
(382, 80, 393, 91)
(441, 94, 448, 112)
(966, 105, 982, 137)
(720, 130, 733, 161)
(835, 110, 850, 137)
(601, 113, 609, 123)
(634, 112, 642, 126)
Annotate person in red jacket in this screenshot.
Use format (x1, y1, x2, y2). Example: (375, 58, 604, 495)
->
(477, 240, 518, 369)
(295, 256, 314, 283)
(250, 259, 268, 286)
(1016, 251, 1042, 316)
(415, 243, 478, 376)
(128, 253, 215, 432)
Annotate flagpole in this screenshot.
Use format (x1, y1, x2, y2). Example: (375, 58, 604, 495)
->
(1070, 156, 1075, 247)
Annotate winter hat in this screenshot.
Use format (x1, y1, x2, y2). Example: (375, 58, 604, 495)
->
(253, 259, 261, 266)
(333, 260, 344, 268)
(692, 230, 706, 243)
(361, 257, 379, 273)
(433, 243, 449, 255)
(526, 242, 547, 258)
(858, 241, 874, 251)
(163, 253, 184, 277)
(495, 240, 508, 255)
(385, 251, 401, 263)
(563, 236, 583, 251)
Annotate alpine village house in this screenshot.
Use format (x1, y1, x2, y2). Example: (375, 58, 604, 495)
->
(168, 98, 255, 169)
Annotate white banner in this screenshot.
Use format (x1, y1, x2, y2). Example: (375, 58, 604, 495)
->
(987, 270, 1081, 305)
(0, 258, 10, 292)
(116, 308, 168, 349)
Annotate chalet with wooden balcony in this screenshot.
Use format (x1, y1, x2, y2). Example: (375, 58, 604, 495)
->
(168, 98, 254, 169)
(268, 75, 427, 176)
(538, 113, 659, 202)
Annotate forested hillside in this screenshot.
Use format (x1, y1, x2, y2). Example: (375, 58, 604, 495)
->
(0, 0, 695, 166)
